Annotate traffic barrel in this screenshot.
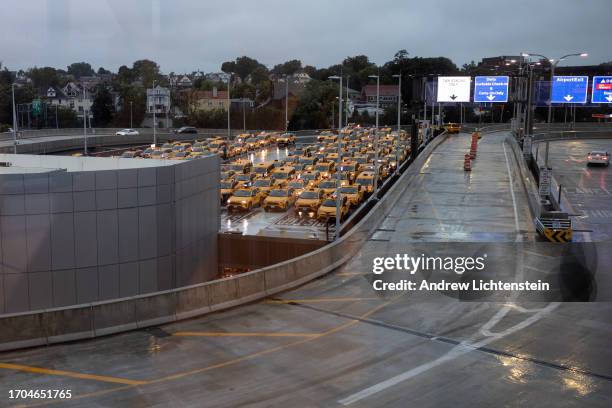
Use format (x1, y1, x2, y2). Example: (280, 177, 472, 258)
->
(464, 154, 472, 171)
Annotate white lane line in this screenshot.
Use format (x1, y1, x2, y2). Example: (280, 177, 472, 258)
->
(502, 141, 521, 240)
(338, 303, 559, 406)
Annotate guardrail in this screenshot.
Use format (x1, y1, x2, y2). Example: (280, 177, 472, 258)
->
(0, 129, 450, 351)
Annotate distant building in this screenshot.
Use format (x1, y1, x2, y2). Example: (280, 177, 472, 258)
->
(360, 85, 400, 108)
(478, 56, 523, 69)
(189, 87, 229, 112)
(46, 83, 93, 119)
(177, 75, 193, 88)
(147, 85, 171, 114)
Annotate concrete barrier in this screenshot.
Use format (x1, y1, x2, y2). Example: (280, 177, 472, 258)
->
(507, 136, 541, 219)
(0, 130, 452, 351)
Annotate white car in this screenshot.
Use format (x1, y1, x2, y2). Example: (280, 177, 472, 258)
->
(587, 151, 610, 166)
(116, 129, 139, 136)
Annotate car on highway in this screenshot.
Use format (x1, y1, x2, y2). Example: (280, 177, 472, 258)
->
(317, 196, 350, 222)
(295, 188, 325, 216)
(276, 133, 296, 146)
(288, 179, 307, 199)
(315, 161, 336, 178)
(116, 128, 139, 136)
(263, 188, 296, 212)
(220, 180, 238, 204)
(339, 185, 365, 207)
(226, 188, 265, 212)
(174, 126, 198, 134)
(253, 162, 275, 177)
(300, 170, 322, 188)
(229, 159, 253, 174)
(587, 151, 610, 166)
(444, 123, 461, 134)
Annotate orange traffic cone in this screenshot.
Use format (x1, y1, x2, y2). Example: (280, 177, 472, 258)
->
(464, 154, 472, 171)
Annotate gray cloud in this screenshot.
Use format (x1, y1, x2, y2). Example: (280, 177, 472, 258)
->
(0, 0, 609, 73)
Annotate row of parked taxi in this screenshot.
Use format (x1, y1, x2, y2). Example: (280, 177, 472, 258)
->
(220, 126, 410, 222)
(116, 131, 296, 160)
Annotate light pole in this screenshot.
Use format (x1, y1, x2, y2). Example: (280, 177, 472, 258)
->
(152, 80, 157, 147)
(368, 74, 380, 193)
(284, 75, 289, 131)
(345, 75, 350, 128)
(129, 101, 133, 128)
(329, 75, 343, 239)
(11, 83, 18, 154)
(226, 74, 231, 142)
(83, 88, 88, 155)
(521, 52, 587, 126)
(392, 73, 402, 176)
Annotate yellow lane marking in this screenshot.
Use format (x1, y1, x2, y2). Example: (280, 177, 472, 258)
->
(265, 297, 380, 304)
(173, 332, 319, 338)
(20, 295, 403, 407)
(148, 298, 395, 385)
(0, 363, 147, 386)
(335, 272, 368, 276)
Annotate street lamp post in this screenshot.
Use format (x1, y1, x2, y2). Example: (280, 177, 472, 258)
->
(328, 75, 343, 240)
(152, 81, 157, 147)
(11, 83, 18, 154)
(368, 74, 380, 193)
(345, 75, 350, 128)
(227, 75, 231, 142)
(285, 75, 289, 131)
(129, 101, 133, 128)
(392, 73, 402, 176)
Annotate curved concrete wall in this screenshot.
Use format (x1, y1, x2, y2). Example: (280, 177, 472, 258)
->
(0, 154, 219, 316)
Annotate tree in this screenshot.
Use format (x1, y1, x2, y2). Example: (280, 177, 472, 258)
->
(91, 85, 115, 126)
(221, 56, 266, 82)
(132, 59, 161, 87)
(26, 66, 60, 91)
(97, 67, 112, 75)
(116, 65, 134, 84)
(67, 62, 94, 78)
(271, 59, 302, 76)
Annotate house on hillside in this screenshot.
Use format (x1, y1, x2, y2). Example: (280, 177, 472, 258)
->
(360, 84, 400, 108)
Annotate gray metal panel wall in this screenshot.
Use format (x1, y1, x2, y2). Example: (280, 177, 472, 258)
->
(0, 155, 219, 314)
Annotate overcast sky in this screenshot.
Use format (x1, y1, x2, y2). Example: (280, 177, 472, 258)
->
(1, 0, 610, 73)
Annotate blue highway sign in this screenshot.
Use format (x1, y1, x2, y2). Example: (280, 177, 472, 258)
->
(473, 76, 509, 103)
(551, 76, 588, 104)
(592, 76, 612, 103)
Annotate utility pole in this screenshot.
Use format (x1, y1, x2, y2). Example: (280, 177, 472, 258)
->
(392, 73, 402, 176)
(345, 75, 350, 127)
(83, 88, 88, 155)
(285, 75, 289, 131)
(328, 75, 343, 240)
(130, 101, 133, 128)
(227, 74, 231, 142)
(55, 105, 58, 129)
(11, 83, 18, 154)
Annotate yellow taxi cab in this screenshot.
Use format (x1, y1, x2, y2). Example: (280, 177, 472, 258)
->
(339, 184, 365, 207)
(333, 171, 352, 187)
(271, 166, 296, 184)
(220, 179, 238, 204)
(295, 188, 325, 216)
(317, 196, 350, 222)
(317, 131, 337, 143)
(252, 178, 275, 196)
(338, 161, 360, 182)
(234, 172, 256, 188)
(288, 179, 307, 199)
(276, 133, 296, 146)
(253, 161, 275, 178)
(263, 187, 296, 212)
(317, 179, 340, 196)
(314, 161, 335, 178)
(300, 170, 321, 188)
(227, 188, 265, 212)
(355, 171, 376, 194)
(445, 123, 461, 134)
